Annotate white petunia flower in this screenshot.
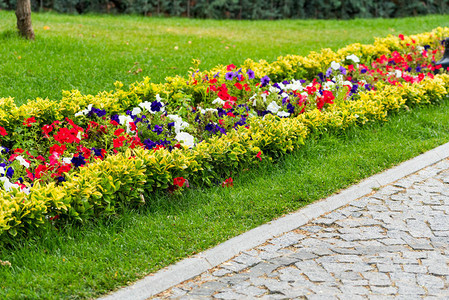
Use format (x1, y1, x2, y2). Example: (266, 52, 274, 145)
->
(395, 70, 403, 78)
(286, 80, 304, 91)
(322, 81, 336, 91)
(138, 101, 152, 112)
(167, 115, 189, 134)
(62, 157, 72, 164)
(74, 104, 93, 117)
(15, 155, 30, 168)
(175, 132, 195, 147)
(331, 61, 341, 70)
(131, 107, 142, 116)
(212, 98, 225, 106)
(269, 86, 278, 93)
(0, 177, 19, 192)
(267, 101, 281, 114)
(277, 111, 290, 117)
(346, 54, 360, 63)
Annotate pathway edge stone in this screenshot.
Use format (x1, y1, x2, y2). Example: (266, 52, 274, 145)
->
(99, 141, 449, 300)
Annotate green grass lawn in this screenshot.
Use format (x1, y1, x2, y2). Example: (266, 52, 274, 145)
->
(1, 12, 449, 299)
(1, 12, 449, 105)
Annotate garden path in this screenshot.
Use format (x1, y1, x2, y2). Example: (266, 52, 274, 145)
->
(154, 158, 449, 299)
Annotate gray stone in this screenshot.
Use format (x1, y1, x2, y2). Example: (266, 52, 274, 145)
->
(263, 280, 292, 294)
(233, 253, 262, 267)
(402, 264, 428, 274)
(370, 286, 397, 295)
(362, 272, 391, 286)
(417, 274, 445, 289)
(221, 261, 248, 273)
(302, 270, 335, 282)
(213, 291, 244, 299)
(428, 264, 449, 276)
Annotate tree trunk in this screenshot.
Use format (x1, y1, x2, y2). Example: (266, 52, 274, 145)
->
(16, 0, 35, 40)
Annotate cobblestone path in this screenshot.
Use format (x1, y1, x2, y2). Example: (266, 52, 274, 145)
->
(155, 159, 449, 299)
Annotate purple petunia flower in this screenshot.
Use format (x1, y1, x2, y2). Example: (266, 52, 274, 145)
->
(260, 75, 270, 87)
(167, 122, 175, 130)
(111, 114, 120, 124)
(339, 66, 347, 75)
(71, 154, 86, 168)
(90, 107, 106, 117)
(143, 139, 157, 150)
(216, 125, 226, 135)
(424, 45, 430, 50)
(351, 84, 358, 94)
(153, 125, 163, 135)
(214, 72, 220, 78)
(158, 138, 171, 146)
(57, 176, 66, 182)
(287, 103, 295, 114)
(361, 68, 367, 74)
(91, 147, 104, 158)
(318, 72, 325, 82)
(225, 72, 235, 81)
(151, 100, 163, 112)
(6, 167, 13, 178)
(247, 69, 255, 80)
(326, 67, 333, 77)
(205, 123, 215, 132)
(234, 116, 247, 127)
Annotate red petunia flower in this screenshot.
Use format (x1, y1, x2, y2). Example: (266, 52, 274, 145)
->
(0, 126, 7, 136)
(114, 128, 125, 136)
(226, 64, 236, 71)
(23, 117, 37, 127)
(173, 177, 186, 187)
(41, 124, 53, 138)
(222, 177, 233, 188)
(256, 151, 262, 161)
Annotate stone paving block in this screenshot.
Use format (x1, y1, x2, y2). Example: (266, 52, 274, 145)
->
(340, 279, 369, 286)
(237, 286, 266, 297)
(428, 264, 449, 276)
(402, 264, 428, 274)
(362, 272, 391, 286)
(213, 291, 244, 299)
(370, 285, 398, 295)
(396, 282, 426, 295)
(416, 274, 445, 289)
(247, 262, 278, 277)
(267, 255, 299, 267)
(306, 294, 339, 300)
(233, 253, 262, 267)
(289, 249, 319, 261)
(217, 273, 249, 285)
(339, 285, 369, 295)
(221, 261, 248, 273)
(302, 270, 335, 283)
(262, 279, 292, 294)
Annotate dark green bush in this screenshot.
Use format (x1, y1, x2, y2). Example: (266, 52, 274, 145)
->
(1, 0, 449, 19)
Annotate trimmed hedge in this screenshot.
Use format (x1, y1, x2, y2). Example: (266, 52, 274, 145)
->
(1, 0, 449, 19)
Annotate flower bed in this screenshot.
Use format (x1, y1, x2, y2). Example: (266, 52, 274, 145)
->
(1, 28, 449, 241)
